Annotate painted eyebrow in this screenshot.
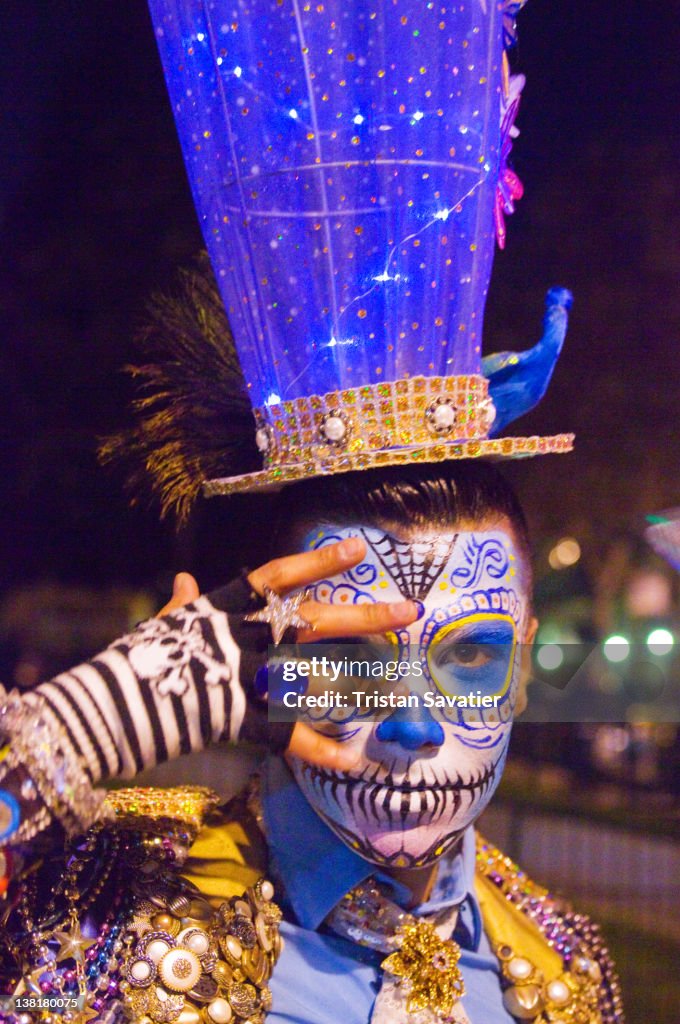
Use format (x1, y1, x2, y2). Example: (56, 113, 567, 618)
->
(440, 621, 516, 644)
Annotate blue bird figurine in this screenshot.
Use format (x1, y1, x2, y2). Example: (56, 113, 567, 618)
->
(482, 287, 573, 437)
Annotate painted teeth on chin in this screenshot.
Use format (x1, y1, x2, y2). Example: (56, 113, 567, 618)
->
(301, 757, 500, 791)
(298, 758, 499, 826)
(368, 781, 380, 821)
(430, 784, 441, 821)
(321, 785, 462, 830)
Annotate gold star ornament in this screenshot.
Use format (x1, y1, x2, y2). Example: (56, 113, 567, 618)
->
(53, 922, 96, 963)
(381, 920, 465, 1016)
(13, 965, 48, 998)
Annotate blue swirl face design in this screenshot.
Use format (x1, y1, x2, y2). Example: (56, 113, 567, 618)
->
(289, 523, 531, 868)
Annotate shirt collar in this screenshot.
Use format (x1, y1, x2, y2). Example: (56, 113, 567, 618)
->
(260, 756, 479, 932)
(418, 824, 477, 915)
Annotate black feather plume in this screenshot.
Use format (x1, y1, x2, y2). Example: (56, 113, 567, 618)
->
(99, 255, 259, 524)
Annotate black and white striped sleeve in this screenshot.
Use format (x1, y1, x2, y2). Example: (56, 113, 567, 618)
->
(31, 587, 291, 784)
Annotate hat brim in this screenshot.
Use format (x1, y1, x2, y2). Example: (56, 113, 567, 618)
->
(203, 433, 574, 497)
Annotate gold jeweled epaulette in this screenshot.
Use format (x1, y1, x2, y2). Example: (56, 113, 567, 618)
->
(4, 787, 282, 1024)
(475, 835, 625, 1024)
(105, 788, 283, 1024)
(104, 785, 221, 837)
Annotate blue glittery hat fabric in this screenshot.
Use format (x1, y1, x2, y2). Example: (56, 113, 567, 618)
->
(148, 0, 515, 409)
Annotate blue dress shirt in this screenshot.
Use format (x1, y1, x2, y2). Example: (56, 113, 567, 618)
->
(260, 758, 514, 1024)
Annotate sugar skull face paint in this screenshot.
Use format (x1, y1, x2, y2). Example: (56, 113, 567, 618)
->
(289, 523, 532, 868)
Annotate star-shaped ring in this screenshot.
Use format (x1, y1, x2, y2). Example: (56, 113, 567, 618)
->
(244, 586, 314, 645)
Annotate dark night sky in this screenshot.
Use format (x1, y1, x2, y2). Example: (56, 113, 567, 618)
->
(1, 1, 679, 600)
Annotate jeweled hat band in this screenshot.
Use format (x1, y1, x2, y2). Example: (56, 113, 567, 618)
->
(253, 375, 495, 468)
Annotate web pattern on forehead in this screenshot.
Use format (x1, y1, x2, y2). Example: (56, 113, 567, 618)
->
(360, 528, 458, 600)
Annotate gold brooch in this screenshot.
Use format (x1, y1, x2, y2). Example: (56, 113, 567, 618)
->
(381, 919, 465, 1016)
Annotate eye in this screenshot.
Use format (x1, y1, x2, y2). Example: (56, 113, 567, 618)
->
(426, 613, 518, 704)
(434, 639, 510, 671)
(441, 643, 493, 668)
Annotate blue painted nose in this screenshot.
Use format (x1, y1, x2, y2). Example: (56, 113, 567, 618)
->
(376, 705, 445, 751)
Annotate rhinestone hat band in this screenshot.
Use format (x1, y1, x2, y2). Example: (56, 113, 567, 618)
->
(203, 374, 573, 496)
(254, 376, 495, 464)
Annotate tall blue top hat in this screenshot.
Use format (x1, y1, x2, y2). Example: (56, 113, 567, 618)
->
(146, 0, 573, 496)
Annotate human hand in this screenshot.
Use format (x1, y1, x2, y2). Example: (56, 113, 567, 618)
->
(247, 537, 418, 643)
(159, 541, 419, 771)
(247, 538, 419, 769)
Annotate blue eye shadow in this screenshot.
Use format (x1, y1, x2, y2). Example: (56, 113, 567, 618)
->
(429, 618, 516, 696)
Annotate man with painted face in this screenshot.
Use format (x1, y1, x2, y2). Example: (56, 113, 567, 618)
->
(0, 0, 625, 1016)
(251, 460, 545, 1023)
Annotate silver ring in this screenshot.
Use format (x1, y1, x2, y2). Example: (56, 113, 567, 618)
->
(244, 586, 314, 645)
